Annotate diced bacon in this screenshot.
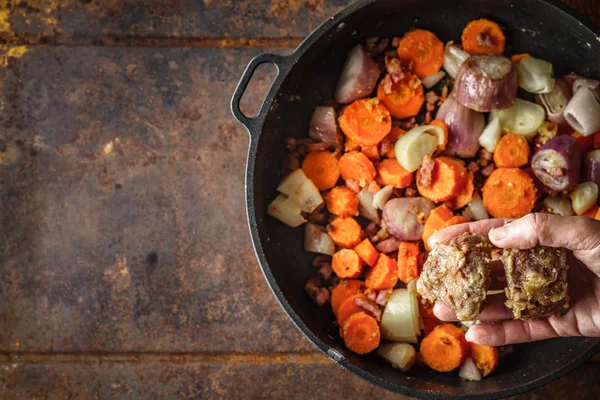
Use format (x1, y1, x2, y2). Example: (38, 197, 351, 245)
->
(304, 277, 330, 306)
(376, 237, 401, 253)
(345, 179, 361, 193)
(385, 56, 405, 83)
(425, 91, 440, 104)
(355, 297, 382, 321)
(481, 163, 496, 177)
(418, 155, 435, 188)
(365, 222, 379, 236)
(318, 263, 333, 281)
(375, 289, 392, 307)
(467, 161, 480, 173)
(404, 187, 417, 197)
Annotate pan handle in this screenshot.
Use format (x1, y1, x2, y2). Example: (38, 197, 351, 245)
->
(230, 53, 287, 137)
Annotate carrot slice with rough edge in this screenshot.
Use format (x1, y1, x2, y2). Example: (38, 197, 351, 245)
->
(470, 343, 499, 377)
(442, 215, 468, 229)
(397, 241, 420, 284)
(383, 127, 407, 158)
(354, 239, 380, 267)
(339, 98, 392, 146)
(377, 71, 425, 120)
(365, 253, 398, 290)
(362, 145, 379, 162)
(482, 168, 536, 218)
(301, 151, 340, 191)
(446, 172, 474, 210)
(462, 19, 506, 55)
(378, 158, 414, 189)
(397, 29, 445, 78)
(423, 204, 455, 251)
(331, 280, 364, 317)
(328, 217, 363, 248)
(341, 311, 380, 354)
(345, 137, 361, 152)
(332, 249, 363, 279)
(493, 134, 530, 168)
(417, 157, 466, 203)
(339, 151, 377, 187)
(326, 186, 359, 217)
(420, 324, 469, 372)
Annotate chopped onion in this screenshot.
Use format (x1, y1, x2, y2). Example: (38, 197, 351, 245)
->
(564, 87, 600, 136)
(537, 78, 573, 132)
(378, 343, 417, 372)
(454, 55, 518, 112)
(267, 194, 306, 227)
(436, 95, 485, 158)
(573, 78, 600, 94)
(517, 57, 555, 94)
(373, 185, 394, 210)
(443, 43, 470, 79)
(422, 70, 446, 89)
(308, 106, 338, 145)
(277, 169, 324, 212)
(459, 358, 483, 381)
(462, 193, 489, 221)
(543, 196, 575, 217)
(380, 289, 419, 343)
(532, 135, 581, 192)
(304, 223, 335, 255)
(394, 125, 444, 172)
(571, 182, 599, 215)
(478, 117, 502, 153)
(490, 98, 546, 140)
(358, 188, 381, 224)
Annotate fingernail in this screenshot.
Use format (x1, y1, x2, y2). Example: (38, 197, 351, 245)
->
(489, 227, 507, 241)
(465, 329, 476, 342)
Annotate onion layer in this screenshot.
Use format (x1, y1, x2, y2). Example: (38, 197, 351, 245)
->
(571, 182, 599, 215)
(584, 150, 600, 187)
(378, 343, 417, 371)
(304, 223, 335, 255)
(490, 98, 546, 141)
(478, 117, 501, 153)
(564, 87, 600, 136)
(454, 55, 518, 112)
(462, 193, 489, 221)
(436, 95, 485, 158)
(422, 70, 446, 89)
(517, 57, 555, 94)
(531, 135, 581, 192)
(335, 45, 381, 104)
(394, 125, 444, 172)
(308, 106, 339, 144)
(537, 78, 572, 132)
(358, 188, 381, 224)
(543, 196, 575, 217)
(443, 44, 470, 79)
(380, 289, 419, 343)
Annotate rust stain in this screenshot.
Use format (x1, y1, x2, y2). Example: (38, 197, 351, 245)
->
(103, 254, 131, 293)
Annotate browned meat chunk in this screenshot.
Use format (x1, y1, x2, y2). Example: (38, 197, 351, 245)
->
(502, 247, 569, 320)
(418, 233, 493, 321)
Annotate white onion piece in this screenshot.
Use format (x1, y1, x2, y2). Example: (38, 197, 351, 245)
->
(308, 106, 338, 144)
(358, 188, 381, 224)
(564, 88, 600, 136)
(394, 125, 443, 172)
(462, 193, 489, 221)
(409, 286, 420, 336)
(304, 223, 335, 255)
(407, 278, 418, 295)
(517, 57, 555, 94)
(478, 117, 502, 152)
(277, 169, 323, 212)
(380, 289, 418, 343)
(573, 78, 600, 94)
(378, 343, 417, 372)
(373, 185, 394, 210)
(543, 196, 575, 217)
(459, 358, 483, 381)
(571, 182, 599, 215)
(490, 98, 546, 140)
(443, 44, 470, 79)
(422, 70, 446, 89)
(267, 194, 306, 227)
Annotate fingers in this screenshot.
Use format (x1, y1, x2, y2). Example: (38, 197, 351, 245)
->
(488, 213, 600, 252)
(465, 319, 558, 346)
(433, 296, 513, 322)
(428, 218, 511, 248)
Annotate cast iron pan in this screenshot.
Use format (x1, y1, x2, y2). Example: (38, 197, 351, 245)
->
(231, 0, 600, 398)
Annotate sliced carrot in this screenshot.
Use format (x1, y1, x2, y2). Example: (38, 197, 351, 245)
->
(420, 324, 469, 372)
(383, 127, 407, 158)
(337, 293, 369, 325)
(301, 151, 340, 191)
(365, 253, 398, 290)
(470, 343, 499, 377)
(397, 29, 444, 78)
(594, 131, 600, 150)
(328, 217, 363, 248)
(511, 53, 531, 64)
(326, 186, 359, 217)
(378, 158, 414, 189)
(445, 172, 474, 210)
(338, 98, 392, 146)
(417, 156, 466, 203)
(462, 19, 506, 55)
(331, 280, 364, 317)
(429, 119, 449, 152)
(594, 207, 600, 221)
(493, 133, 530, 168)
(345, 137, 361, 152)
(341, 311, 381, 354)
(361, 145, 379, 162)
(339, 151, 377, 187)
(582, 205, 599, 219)
(573, 131, 594, 155)
(442, 215, 468, 230)
(422, 205, 455, 251)
(332, 249, 364, 279)
(354, 239, 380, 267)
(482, 168, 537, 218)
(397, 241, 420, 284)
(377, 71, 425, 119)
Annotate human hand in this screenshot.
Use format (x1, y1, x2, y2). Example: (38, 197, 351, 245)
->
(428, 213, 600, 346)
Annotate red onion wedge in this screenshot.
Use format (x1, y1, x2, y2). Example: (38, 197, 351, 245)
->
(531, 135, 582, 192)
(490, 99, 546, 141)
(436, 95, 485, 158)
(571, 182, 599, 215)
(454, 55, 518, 112)
(584, 150, 600, 187)
(516, 57, 555, 94)
(335, 45, 381, 104)
(383, 197, 435, 241)
(459, 358, 483, 381)
(443, 43, 470, 79)
(573, 78, 600, 94)
(308, 106, 339, 145)
(537, 78, 572, 133)
(564, 86, 600, 136)
(543, 196, 575, 217)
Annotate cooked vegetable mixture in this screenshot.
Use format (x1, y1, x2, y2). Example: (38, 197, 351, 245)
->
(266, 18, 600, 379)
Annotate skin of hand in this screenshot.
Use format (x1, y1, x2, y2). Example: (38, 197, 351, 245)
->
(427, 213, 600, 346)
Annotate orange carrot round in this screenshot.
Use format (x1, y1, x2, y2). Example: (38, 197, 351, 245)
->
(420, 324, 469, 372)
(365, 253, 398, 290)
(377, 71, 425, 119)
(446, 172, 474, 210)
(422, 205, 455, 251)
(429, 119, 449, 152)
(470, 343, 499, 377)
(442, 215, 468, 229)
(341, 311, 381, 354)
(397, 241, 420, 284)
(397, 29, 445, 78)
(339, 98, 392, 146)
(462, 19, 506, 55)
(339, 151, 377, 187)
(301, 151, 340, 191)
(493, 134, 530, 168)
(361, 145, 380, 162)
(378, 159, 414, 189)
(328, 217, 363, 248)
(331, 280, 364, 317)
(353, 239, 380, 267)
(482, 168, 536, 218)
(417, 157, 466, 203)
(326, 186, 359, 217)
(332, 249, 363, 279)
(337, 293, 369, 325)
(384, 127, 407, 158)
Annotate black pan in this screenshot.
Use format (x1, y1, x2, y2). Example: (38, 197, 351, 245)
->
(231, 0, 600, 398)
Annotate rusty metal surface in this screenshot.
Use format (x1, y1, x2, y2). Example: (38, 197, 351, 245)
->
(0, 0, 598, 398)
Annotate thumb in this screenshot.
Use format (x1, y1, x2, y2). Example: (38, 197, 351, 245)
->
(488, 213, 600, 253)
